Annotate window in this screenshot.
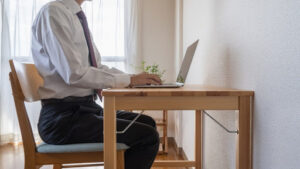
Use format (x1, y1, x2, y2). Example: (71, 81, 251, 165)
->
(82, 0, 125, 71)
(8, 0, 125, 71)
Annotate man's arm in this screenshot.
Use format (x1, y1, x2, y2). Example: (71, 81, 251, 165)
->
(91, 21, 163, 87)
(93, 40, 126, 75)
(41, 6, 130, 89)
(41, 5, 160, 89)
(94, 46, 162, 87)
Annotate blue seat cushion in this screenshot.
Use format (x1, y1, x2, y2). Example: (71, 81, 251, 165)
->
(37, 142, 129, 153)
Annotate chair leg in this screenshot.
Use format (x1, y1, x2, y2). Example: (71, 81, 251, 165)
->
(117, 151, 125, 169)
(163, 110, 168, 154)
(24, 161, 37, 169)
(53, 164, 62, 169)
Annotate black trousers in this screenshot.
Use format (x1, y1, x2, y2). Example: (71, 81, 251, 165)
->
(38, 100, 159, 169)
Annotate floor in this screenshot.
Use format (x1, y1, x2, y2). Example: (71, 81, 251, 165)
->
(0, 140, 186, 169)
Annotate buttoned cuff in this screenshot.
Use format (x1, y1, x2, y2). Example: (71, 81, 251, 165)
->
(114, 74, 131, 88)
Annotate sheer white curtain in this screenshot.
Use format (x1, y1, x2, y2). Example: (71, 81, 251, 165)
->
(0, 0, 131, 145)
(82, 0, 126, 70)
(124, 0, 142, 74)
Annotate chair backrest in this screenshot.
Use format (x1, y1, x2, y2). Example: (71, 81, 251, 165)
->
(9, 59, 44, 156)
(10, 60, 44, 102)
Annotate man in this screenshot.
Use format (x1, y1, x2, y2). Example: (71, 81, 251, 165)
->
(31, 0, 161, 168)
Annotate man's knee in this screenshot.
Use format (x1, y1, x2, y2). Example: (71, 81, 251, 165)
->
(147, 126, 160, 147)
(141, 114, 157, 129)
(136, 123, 159, 147)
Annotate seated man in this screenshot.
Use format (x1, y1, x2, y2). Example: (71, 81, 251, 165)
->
(31, 0, 161, 168)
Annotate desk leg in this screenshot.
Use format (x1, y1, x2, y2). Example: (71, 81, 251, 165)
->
(104, 96, 117, 169)
(236, 96, 252, 169)
(195, 110, 203, 169)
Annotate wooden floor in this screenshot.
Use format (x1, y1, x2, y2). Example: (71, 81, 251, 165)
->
(0, 139, 186, 169)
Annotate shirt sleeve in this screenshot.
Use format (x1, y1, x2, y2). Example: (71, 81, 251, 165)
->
(93, 40, 130, 86)
(41, 6, 130, 89)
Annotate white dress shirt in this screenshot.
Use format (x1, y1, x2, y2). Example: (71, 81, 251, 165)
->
(31, 0, 130, 99)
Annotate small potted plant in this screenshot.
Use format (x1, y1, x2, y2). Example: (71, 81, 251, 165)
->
(138, 61, 166, 81)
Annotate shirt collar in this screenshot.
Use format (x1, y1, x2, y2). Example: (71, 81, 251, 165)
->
(59, 0, 81, 14)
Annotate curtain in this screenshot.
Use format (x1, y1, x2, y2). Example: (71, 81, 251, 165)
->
(0, 0, 127, 145)
(82, 0, 126, 71)
(0, 0, 24, 145)
(124, 0, 142, 74)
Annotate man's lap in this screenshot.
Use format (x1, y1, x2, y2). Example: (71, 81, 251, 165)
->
(38, 101, 157, 145)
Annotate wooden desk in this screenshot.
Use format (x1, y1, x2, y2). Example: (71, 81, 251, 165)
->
(102, 85, 254, 169)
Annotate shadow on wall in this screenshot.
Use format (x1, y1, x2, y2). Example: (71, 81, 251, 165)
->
(199, 41, 237, 169)
(183, 0, 238, 168)
(192, 35, 232, 88)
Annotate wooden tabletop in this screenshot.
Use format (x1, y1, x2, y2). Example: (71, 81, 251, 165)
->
(102, 84, 254, 97)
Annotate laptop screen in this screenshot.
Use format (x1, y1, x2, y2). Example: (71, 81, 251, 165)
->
(176, 40, 199, 83)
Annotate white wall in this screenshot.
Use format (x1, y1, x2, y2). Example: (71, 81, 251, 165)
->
(140, 0, 176, 137)
(141, 0, 175, 83)
(181, 0, 300, 169)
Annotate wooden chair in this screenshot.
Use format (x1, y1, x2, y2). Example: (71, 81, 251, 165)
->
(157, 110, 168, 154)
(9, 59, 128, 169)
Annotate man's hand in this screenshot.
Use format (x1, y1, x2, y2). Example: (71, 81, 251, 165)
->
(129, 73, 162, 87)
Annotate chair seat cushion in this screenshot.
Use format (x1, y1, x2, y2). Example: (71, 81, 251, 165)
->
(37, 142, 129, 153)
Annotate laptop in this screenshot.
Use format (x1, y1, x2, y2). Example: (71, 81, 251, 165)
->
(133, 39, 199, 88)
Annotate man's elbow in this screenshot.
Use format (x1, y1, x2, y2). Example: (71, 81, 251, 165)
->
(63, 72, 85, 87)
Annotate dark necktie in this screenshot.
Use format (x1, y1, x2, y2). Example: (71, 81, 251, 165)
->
(77, 11, 102, 100)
